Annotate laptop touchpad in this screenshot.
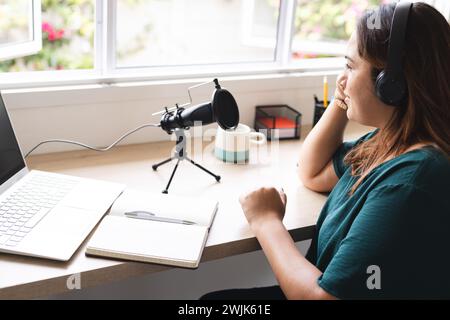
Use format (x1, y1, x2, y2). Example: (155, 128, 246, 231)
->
(18, 206, 100, 260)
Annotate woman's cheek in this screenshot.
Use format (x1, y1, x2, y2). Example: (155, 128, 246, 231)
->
(346, 104, 354, 120)
(345, 87, 357, 120)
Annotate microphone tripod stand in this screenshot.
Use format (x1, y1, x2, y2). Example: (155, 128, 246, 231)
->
(152, 128, 221, 194)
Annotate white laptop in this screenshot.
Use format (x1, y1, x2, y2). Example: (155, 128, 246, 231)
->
(0, 93, 125, 261)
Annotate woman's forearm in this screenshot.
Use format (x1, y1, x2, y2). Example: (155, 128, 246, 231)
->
(298, 99, 348, 182)
(252, 218, 336, 300)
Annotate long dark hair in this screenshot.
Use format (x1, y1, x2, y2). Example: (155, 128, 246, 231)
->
(345, 2, 450, 195)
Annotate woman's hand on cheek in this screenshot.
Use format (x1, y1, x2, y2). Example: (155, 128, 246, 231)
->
(334, 72, 348, 110)
(239, 187, 287, 230)
(335, 73, 347, 99)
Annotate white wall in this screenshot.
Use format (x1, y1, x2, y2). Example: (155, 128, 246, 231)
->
(3, 72, 338, 156)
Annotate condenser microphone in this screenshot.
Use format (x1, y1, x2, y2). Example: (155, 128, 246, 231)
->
(160, 79, 239, 134)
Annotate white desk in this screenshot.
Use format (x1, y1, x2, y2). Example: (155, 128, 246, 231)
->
(0, 122, 371, 299)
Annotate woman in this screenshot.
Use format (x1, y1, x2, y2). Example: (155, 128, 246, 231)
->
(202, 2, 450, 299)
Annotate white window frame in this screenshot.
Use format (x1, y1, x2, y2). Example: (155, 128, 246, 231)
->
(107, 0, 288, 78)
(0, 0, 346, 90)
(241, 0, 277, 52)
(0, 0, 42, 61)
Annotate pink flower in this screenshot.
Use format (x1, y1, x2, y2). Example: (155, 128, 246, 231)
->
(292, 51, 317, 60)
(47, 31, 56, 41)
(55, 29, 64, 40)
(42, 22, 64, 42)
(42, 22, 53, 33)
(292, 51, 303, 59)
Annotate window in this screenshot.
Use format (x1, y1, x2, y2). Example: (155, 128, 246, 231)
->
(0, 0, 94, 72)
(291, 0, 382, 61)
(115, 0, 280, 69)
(0, 0, 447, 86)
(0, 0, 42, 61)
(291, 0, 449, 62)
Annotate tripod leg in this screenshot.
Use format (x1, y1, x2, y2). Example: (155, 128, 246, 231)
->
(152, 157, 174, 171)
(162, 159, 181, 194)
(185, 156, 221, 182)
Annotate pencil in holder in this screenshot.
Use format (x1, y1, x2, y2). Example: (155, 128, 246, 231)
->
(313, 96, 327, 127)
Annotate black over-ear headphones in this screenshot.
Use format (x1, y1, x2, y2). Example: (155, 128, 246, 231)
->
(375, 1, 412, 107)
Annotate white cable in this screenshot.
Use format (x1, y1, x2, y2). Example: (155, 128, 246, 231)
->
(24, 122, 161, 158)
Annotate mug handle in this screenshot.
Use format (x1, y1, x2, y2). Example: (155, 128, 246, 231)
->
(249, 132, 266, 145)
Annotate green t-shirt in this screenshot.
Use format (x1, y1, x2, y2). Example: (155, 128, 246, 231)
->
(305, 129, 450, 299)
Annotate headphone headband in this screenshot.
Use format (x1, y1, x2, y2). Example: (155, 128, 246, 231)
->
(385, 1, 413, 77)
(374, 1, 412, 107)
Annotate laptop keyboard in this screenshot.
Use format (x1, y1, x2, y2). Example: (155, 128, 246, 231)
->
(0, 174, 78, 247)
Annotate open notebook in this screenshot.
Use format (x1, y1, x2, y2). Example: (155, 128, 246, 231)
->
(85, 189, 218, 268)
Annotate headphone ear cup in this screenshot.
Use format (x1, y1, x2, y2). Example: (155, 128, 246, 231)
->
(375, 70, 387, 103)
(374, 70, 407, 107)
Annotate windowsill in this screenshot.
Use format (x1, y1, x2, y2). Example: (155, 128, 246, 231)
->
(0, 57, 345, 92)
(2, 69, 341, 110)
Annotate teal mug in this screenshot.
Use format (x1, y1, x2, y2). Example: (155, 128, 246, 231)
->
(214, 124, 266, 164)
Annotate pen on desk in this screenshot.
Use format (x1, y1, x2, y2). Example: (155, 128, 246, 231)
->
(124, 211, 196, 225)
(323, 76, 328, 108)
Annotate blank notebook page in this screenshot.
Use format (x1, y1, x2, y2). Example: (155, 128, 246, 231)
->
(87, 215, 208, 265)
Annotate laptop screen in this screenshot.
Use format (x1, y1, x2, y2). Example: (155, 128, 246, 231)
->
(0, 93, 26, 185)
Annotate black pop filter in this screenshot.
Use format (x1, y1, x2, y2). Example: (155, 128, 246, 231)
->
(212, 86, 239, 130)
(160, 79, 239, 133)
